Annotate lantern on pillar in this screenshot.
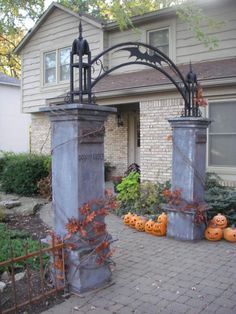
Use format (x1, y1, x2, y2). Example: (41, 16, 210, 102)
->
(70, 22, 92, 104)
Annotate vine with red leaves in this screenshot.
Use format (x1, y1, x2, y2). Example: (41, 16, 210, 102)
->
(50, 190, 117, 276)
(162, 188, 208, 225)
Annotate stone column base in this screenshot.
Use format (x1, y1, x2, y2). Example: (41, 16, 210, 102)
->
(166, 207, 207, 241)
(66, 251, 112, 293)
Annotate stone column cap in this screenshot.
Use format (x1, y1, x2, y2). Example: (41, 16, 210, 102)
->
(168, 116, 211, 128)
(40, 103, 117, 114)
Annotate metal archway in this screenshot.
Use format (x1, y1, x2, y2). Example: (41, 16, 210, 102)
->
(69, 23, 201, 117)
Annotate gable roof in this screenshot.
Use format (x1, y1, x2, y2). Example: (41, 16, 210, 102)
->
(0, 72, 20, 86)
(14, 2, 104, 54)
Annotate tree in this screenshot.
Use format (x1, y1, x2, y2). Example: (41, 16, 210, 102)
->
(0, 0, 44, 78)
(59, 0, 223, 48)
(0, 0, 223, 78)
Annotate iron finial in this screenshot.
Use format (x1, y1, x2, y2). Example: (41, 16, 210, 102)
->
(79, 21, 83, 40)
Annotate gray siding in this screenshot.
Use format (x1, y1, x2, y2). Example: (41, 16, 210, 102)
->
(21, 7, 103, 112)
(176, 4, 236, 64)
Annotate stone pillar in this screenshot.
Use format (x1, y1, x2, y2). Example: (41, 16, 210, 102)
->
(41, 103, 116, 292)
(166, 117, 210, 241)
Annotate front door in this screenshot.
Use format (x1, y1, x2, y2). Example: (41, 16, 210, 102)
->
(128, 110, 140, 166)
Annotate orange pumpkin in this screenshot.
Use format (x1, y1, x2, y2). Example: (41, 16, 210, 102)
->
(224, 226, 236, 242)
(135, 219, 146, 232)
(212, 213, 227, 229)
(129, 215, 140, 228)
(123, 212, 133, 225)
(205, 225, 223, 241)
(145, 220, 154, 234)
(152, 222, 166, 236)
(157, 213, 168, 226)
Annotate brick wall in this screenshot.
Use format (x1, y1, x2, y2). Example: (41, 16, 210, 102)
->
(31, 113, 51, 154)
(140, 98, 182, 183)
(104, 113, 128, 177)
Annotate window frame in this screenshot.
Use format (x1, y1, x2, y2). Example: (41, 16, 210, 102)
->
(206, 99, 236, 175)
(147, 27, 170, 57)
(143, 19, 176, 62)
(42, 46, 71, 87)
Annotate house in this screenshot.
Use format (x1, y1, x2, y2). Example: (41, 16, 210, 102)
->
(0, 72, 31, 153)
(15, 0, 236, 185)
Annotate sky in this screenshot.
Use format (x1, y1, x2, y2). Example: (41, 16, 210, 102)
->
(25, 0, 54, 29)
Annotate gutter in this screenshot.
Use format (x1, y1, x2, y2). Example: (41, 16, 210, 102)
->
(94, 76, 236, 100)
(0, 82, 20, 87)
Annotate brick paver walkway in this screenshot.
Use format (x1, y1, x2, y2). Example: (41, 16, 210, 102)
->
(42, 214, 236, 314)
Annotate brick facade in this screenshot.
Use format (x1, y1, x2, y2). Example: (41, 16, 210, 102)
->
(30, 99, 183, 184)
(31, 113, 51, 155)
(140, 98, 182, 183)
(104, 113, 128, 177)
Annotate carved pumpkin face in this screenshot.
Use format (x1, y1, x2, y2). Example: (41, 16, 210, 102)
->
(145, 220, 154, 234)
(129, 215, 140, 228)
(212, 213, 227, 229)
(135, 219, 146, 232)
(157, 213, 168, 226)
(152, 222, 167, 236)
(224, 227, 236, 242)
(123, 212, 133, 225)
(205, 225, 223, 241)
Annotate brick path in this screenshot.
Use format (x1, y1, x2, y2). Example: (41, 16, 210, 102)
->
(42, 214, 236, 314)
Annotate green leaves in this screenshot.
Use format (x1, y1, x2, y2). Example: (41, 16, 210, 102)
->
(0, 0, 44, 77)
(0, 153, 50, 196)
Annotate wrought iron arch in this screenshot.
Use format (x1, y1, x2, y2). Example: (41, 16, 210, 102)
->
(69, 23, 201, 117)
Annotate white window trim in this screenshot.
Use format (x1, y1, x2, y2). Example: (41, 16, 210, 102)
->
(41, 46, 70, 89)
(142, 19, 176, 62)
(206, 99, 236, 176)
(148, 27, 170, 56)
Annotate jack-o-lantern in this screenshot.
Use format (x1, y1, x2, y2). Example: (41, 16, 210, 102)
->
(224, 226, 236, 242)
(129, 215, 140, 228)
(157, 213, 168, 226)
(205, 225, 223, 241)
(123, 212, 133, 225)
(212, 213, 227, 229)
(145, 220, 154, 234)
(152, 222, 167, 236)
(135, 219, 146, 232)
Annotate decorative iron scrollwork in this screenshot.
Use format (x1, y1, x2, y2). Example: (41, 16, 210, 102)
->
(118, 46, 166, 66)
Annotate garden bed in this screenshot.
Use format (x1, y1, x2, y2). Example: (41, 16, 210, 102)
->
(0, 213, 67, 314)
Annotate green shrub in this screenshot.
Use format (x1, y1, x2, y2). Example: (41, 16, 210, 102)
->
(0, 224, 49, 273)
(139, 180, 171, 215)
(0, 153, 51, 196)
(116, 171, 140, 215)
(116, 171, 170, 216)
(205, 186, 236, 225)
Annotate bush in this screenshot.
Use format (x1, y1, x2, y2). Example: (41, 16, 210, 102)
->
(116, 172, 140, 215)
(204, 172, 236, 225)
(0, 153, 51, 196)
(205, 186, 236, 225)
(0, 224, 49, 273)
(116, 171, 170, 216)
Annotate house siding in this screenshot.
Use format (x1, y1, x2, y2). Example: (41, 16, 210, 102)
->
(176, 3, 236, 64)
(21, 7, 103, 113)
(107, 0, 236, 73)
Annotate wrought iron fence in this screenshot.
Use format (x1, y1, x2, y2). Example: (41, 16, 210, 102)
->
(0, 239, 66, 314)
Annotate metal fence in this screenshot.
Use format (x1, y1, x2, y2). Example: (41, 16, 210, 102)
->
(0, 240, 66, 314)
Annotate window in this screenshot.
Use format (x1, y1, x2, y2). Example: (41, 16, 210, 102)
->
(208, 101, 236, 167)
(44, 47, 70, 85)
(148, 28, 169, 56)
(44, 51, 56, 84)
(59, 47, 70, 81)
